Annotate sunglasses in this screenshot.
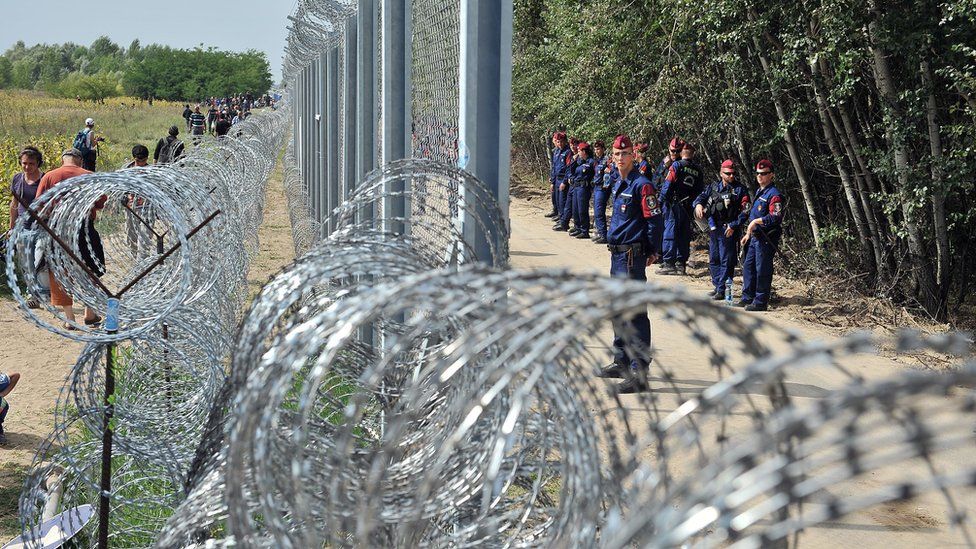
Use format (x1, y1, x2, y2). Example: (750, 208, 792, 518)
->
(722, 171, 734, 176)
(756, 171, 772, 176)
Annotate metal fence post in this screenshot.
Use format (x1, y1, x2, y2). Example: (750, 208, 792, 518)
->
(459, 0, 513, 263)
(343, 17, 359, 203)
(382, 0, 412, 236)
(326, 47, 340, 236)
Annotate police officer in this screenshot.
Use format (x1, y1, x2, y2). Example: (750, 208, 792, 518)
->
(658, 142, 704, 275)
(554, 143, 581, 233)
(739, 159, 784, 311)
(591, 140, 612, 243)
(634, 142, 651, 177)
(596, 134, 663, 394)
(548, 132, 573, 222)
(571, 141, 596, 239)
(693, 159, 750, 300)
(650, 137, 684, 259)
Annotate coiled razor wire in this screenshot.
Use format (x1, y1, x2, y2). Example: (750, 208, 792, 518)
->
(7, 107, 292, 547)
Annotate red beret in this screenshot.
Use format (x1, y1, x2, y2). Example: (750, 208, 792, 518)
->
(756, 159, 774, 172)
(577, 141, 591, 151)
(593, 140, 605, 148)
(721, 159, 735, 171)
(669, 137, 685, 150)
(682, 141, 696, 152)
(552, 131, 563, 140)
(613, 134, 633, 150)
(634, 142, 650, 153)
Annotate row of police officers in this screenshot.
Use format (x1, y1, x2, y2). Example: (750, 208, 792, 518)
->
(547, 132, 785, 393)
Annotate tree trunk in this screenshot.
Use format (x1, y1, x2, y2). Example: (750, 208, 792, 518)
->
(810, 59, 879, 274)
(748, 10, 823, 248)
(867, 3, 942, 317)
(920, 58, 950, 295)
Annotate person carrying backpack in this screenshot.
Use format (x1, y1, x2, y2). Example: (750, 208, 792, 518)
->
(154, 126, 186, 164)
(72, 118, 102, 171)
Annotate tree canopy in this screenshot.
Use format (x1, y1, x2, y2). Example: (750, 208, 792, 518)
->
(0, 37, 272, 101)
(513, 0, 976, 321)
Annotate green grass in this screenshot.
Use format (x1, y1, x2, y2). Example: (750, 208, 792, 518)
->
(0, 462, 29, 541)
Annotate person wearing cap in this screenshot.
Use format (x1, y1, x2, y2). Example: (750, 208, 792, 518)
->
(739, 159, 784, 311)
(551, 133, 576, 231)
(658, 141, 704, 275)
(556, 142, 583, 233)
(694, 160, 751, 299)
(36, 149, 104, 329)
(547, 132, 572, 219)
(634, 143, 651, 176)
(76, 118, 102, 171)
(569, 141, 595, 239)
(154, 126, 186, 164)
(596, 134, 663, 394)
(650, 137, 684, 259)
(591, 140, 612, 243)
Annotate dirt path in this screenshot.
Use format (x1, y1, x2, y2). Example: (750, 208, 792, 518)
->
(0, 156, 294, 539)
(508, 194, 974, 547)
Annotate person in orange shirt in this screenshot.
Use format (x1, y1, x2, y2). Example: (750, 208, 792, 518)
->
(36, 148, 104, 328)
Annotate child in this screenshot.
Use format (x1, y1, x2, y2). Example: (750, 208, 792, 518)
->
(0, 372, 20, 445)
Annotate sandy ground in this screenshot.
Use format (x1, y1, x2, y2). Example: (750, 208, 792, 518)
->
(0, 157, 293, 538)
(508, 194, 975, 547)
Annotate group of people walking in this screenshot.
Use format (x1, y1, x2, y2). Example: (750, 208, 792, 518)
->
(183, 93, 258, 137)
(545, 131, 786, 393)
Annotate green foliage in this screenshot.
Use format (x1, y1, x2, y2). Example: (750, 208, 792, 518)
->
(513, 0, 976, 320)
(0, 37, 273, 101)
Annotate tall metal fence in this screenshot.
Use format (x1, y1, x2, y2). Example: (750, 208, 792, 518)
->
(284, 0, 512, 261)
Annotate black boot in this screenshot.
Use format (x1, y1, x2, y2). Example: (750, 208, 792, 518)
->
(596, 363, 628, 379)
(553, 224, 569, 232)
(544, 210, 558, 218)
(655, 262, 676, 275)
(615, 373, 651, 394)
(674, 263, 687, 275)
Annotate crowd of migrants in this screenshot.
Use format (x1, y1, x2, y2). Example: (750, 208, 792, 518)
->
(549, 133, 784, 392)
(0, 97, 268, 445)
(182, 92, 277, 138)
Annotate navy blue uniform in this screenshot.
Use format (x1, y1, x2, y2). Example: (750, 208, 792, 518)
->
(741, 185, 784, 307)
(571, 157, 595, 234)
(592, 157, 613, 238)
(558, 157, 581, 226)
(692, 179, 751, 294)
(650, 155, 674, 257)
(659, 158, 704, 266)
(550, 145, 573, 217)
(607, 168, 662, 372)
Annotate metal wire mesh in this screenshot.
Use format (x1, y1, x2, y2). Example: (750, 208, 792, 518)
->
(411, 0, 461, 166)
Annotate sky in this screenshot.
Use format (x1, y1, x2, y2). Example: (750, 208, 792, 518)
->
(0, 0, 296, 82)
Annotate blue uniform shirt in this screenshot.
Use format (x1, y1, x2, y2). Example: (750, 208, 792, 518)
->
(746, 185, 785, 242)
(550, 146, 573, 184)
(692, 179, 751, 231)
(592, 155, 608, 185)
(571, 156, 594, 184)
(607, 168, 662, 251)
(660, 158, 705, 208)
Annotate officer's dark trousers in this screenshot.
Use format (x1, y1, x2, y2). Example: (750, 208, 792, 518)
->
(550, 182, 558, 213)
(741, 236, 776, 306)
(593, 186, 609, 237)
(610, 249, 651, 371)
(662, 205, 691, 265)
(573, 184, 591, 232)
(560, 185, 577, 225)
(555, 182, 568, 220)
(656, 203, 668, 261)
(709, 229, 738, 293)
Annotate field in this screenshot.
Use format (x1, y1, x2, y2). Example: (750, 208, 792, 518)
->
(0, 90, 191, 231)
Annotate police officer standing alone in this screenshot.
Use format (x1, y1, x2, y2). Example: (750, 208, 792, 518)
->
(739, 159, 785, 311)
(596, 134, 662, 394)
(693, 160, 750, 300)
(658, 142, 704, 275)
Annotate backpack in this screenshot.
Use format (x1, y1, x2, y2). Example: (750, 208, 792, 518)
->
(73, 128, 92, 156)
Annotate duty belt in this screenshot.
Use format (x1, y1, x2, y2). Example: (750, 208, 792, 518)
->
(608, 242, 645, 255)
